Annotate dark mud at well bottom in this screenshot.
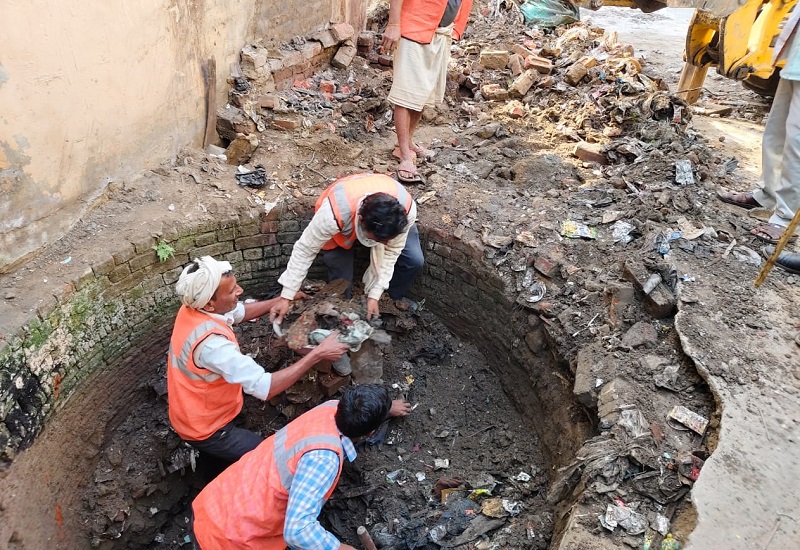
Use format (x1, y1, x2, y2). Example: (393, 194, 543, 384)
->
(83, 309, 554, 550)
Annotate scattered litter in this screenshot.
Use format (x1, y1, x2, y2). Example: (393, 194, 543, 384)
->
(680, 274, 696, 282)
(660, 533, 681, 549)
(416, 190, 437, 205)
(731, 246, 761, 266)
(168, 204, 175, 212)
(514, 472, 531, 482)
(561, 220, 598, 239)
(598, 503, 647, 535)
(519, 0, 580, 28)
(434, 458, 450, 470)
(618, 409, 650, 438)
(481, 498, 507, 518)
(655, 230, 682, 255)
(235, 165, 268, 188)
(611, 220, 636, 243)
(653, 514, 670, 536)
(642, 273, 662, 294)
(523, 281, 547, 303)
(482, 229, 514, 248)
(60, 256, 72, 264)
(501, 499, 522, 516)
(668, 405, 709, 435)
(677, 217, 705, 240)
(415, 472, 426, 482)
(654, 364, 681, 391)
(674, 159, 694, 185)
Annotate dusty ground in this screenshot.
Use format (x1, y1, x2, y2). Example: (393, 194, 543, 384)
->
(2, 2, 800, 549)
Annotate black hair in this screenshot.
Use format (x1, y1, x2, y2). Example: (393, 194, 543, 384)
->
(335, 384, 392, 438)
(359, 193, 408, 241)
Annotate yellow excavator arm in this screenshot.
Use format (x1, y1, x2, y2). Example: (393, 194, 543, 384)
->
(573, 0, 797, 103)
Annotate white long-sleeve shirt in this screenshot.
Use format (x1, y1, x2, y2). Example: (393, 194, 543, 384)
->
(278, 198, 418, 301)
(193, 302, 272, 400)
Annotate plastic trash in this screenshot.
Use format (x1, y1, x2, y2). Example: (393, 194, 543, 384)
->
(660, 534, 680, 550)
(520, 0, 580, 28)
(674, 159, 694, 185)
(611, 220, 636, 244)
(667, 405, 709, 435)
(235, 165, 268, 188)
(598, 503, 647, 535)
(561, 220, 598, 239)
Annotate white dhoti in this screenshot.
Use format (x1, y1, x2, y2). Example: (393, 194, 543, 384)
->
(387, 25, 454, 112)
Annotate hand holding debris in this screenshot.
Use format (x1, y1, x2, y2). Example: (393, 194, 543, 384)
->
(309, 332, 349, 362)
(366, 297, 380, 320)
(269, 297, 292, 324)
(389, 399, 413, 417)
(381, 23, 400, 53)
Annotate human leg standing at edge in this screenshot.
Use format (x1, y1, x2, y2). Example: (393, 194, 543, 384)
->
(717, 9, 800, 245)
(381, 0, 473, 184)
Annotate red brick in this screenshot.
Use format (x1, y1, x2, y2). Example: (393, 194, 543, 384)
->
(330, 22, 355, 42)
(312, 30, 337, 49)
(524, 55, 553, 74)
(272, 118, 300, 130)
(480, 83, 508, 101)
(319, 80, 336, 94)
(534, 256, 559, 278)
(508, 69, 538, 98)
(512, 44, 536, 58)
(509, 54, 523, 76)
(319, 373, 351, 396)
(572, 142, 608, 165)
(331, 43, 357, 69)
(479, 50, 509, 70)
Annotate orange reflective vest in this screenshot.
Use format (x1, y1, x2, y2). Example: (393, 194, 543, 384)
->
(192, 401, 344, 549)
(315, 173, 414, 251)
(167, 306, 244, 441)
(400, 0, 473, 44)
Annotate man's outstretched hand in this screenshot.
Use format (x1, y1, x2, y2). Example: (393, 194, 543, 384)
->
(389, 399, 413, 417)
(309, 333, 349, 362)
(269, 297, 292, 324)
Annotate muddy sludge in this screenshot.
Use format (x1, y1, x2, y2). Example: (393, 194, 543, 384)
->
(80, 305, 555, 549)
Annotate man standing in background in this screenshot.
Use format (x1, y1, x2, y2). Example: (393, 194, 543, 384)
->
(381, 0, 473, 184)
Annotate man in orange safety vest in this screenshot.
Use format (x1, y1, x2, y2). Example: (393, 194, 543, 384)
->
(192, 384, 409, 549)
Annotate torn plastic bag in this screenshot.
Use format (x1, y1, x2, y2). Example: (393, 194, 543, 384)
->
(519, 0, 579, 28)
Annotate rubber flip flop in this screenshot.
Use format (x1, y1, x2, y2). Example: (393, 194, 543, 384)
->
(396, 167, 425, 185)
(762, 245, 800, 275)
(751, 223, 797, 244)
(717, 190, 761, 210)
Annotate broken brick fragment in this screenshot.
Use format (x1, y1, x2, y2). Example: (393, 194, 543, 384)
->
(480, 83, 508, 101)
(572, 142, 607, 165)
(332, 41, 357, 69)
(508, 69, 539, 98)
(319, 372, 351, 396)
(524, 55, 553, 74)
(564, 62, 588, 86)
(534, 256, 559, 278)
(331, 22, 355, 43)
(479, 50, 509, 70)
(319, 80, 336, 94)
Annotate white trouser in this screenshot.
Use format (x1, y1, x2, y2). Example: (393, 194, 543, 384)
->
(753, 78, 800, 227)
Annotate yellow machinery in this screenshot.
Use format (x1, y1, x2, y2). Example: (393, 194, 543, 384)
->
(577, 0, 797, 103)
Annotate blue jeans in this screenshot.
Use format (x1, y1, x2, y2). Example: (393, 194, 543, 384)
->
(321, 224, 424, 300)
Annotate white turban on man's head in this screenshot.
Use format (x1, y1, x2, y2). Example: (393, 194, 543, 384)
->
(175, 256, 233, 309)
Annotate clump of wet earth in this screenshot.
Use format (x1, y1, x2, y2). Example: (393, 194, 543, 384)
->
(82, 298, 551, 549)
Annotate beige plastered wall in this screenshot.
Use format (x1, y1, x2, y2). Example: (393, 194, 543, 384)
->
(0, 0, 364, 273)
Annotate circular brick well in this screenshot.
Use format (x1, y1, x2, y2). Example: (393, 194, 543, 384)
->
(0, 211, 591, 548)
